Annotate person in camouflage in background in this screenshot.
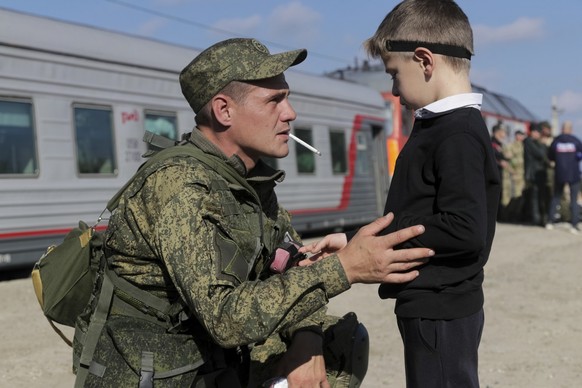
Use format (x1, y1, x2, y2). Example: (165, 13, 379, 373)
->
(491, 122, 512, 220)
(79, 38, 434, 388)
(507, 130, 526, 198)
(505, 130, 526, 222)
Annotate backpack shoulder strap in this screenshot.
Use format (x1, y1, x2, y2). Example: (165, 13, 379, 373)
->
(106, 143, 260, 213)
(74, 264, 115, 387)
(143, 131, 178, 150)
(77, 144, 254, 385)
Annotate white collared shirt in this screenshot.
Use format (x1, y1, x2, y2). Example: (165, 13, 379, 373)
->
(415, 93, 483, 119)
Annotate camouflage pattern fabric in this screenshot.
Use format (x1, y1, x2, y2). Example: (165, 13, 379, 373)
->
(249, 312, 368, 388)
(87, 129, 351, 386)
(84, 316, 202, 387)
(507, 140, 525, 198)
(501, 165, 513, 206)
(179, 38, 307, 113)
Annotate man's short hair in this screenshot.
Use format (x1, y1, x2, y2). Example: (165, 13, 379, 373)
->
(492, 122, 506, 134)
(194, 81, 252, 126)
(180, 38, 306, 114)
(539, 121, 551, 129)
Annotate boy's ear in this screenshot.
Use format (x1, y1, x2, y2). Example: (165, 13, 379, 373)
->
(413, 47, 435, 75)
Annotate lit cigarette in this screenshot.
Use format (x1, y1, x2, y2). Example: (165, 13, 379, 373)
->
(289, 133, 322, 156)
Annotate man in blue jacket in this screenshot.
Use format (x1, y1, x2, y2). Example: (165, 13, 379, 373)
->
(545, 121, 582, 234)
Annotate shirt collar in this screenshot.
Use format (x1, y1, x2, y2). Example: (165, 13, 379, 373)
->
(415, 93, 483, 119)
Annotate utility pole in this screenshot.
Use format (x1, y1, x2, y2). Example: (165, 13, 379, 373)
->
(551, 96, 561, 136)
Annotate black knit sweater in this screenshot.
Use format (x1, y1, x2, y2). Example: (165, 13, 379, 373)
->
(378, 107, 501, 320)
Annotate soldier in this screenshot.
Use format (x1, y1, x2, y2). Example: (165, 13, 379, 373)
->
(505, 130, 526, 222)
(523, 124, 550, 226)
(507, 130, 526, 198)
(540, 121, 555, 221)
(491, 123, 512, 220)
(75, 38, 433, 388)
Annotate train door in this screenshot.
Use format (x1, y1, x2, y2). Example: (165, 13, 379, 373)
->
(370, 121, 390, 215)
(354, 117, 390, 217)
(383, 92, 414, 180)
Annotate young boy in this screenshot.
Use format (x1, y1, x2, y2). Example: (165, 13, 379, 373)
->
(302, 1, 500, 386)
(367, 1, 500, 386)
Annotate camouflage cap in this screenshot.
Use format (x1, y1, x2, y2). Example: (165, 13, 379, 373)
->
(180, 38, 307, 113)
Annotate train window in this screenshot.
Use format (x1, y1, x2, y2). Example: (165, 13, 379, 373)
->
(145, 110, 178, 146)
(329, 130, 347, 174)
(294, 127, 315, 174)
(0, 99, 38, 176)
(73, 105, 117, 175)
(355, 132, 370, 175)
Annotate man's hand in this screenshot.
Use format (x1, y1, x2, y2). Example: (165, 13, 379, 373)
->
(275, 331, 330, 388)
(336, 213, 433, 284)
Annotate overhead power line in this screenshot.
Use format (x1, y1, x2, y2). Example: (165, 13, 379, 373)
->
(104, 0, 349, 64)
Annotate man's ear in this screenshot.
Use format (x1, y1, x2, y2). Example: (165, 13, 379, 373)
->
(211, 94, 232, 126)
(414, 47, 434, 76)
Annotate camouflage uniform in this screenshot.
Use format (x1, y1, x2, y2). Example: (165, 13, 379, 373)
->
(501, 152, 513, 207)
(506, 139, 525, 198)
(83, 129, 362, 387)
(502, 138, 526, 222)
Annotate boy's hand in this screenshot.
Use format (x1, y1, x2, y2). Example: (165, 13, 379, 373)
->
(298, 233, 348, 266)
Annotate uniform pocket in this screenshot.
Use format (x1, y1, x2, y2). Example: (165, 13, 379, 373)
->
(106, 317, 205, 387)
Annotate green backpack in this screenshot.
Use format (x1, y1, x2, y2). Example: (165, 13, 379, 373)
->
(32, 143, 248, 339)
(31, 220, 104, 345)
(31, 141, 259, 387)
(31, 133, 182, 342)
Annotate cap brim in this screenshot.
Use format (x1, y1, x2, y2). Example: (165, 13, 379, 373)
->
(237, 48, 307, 82)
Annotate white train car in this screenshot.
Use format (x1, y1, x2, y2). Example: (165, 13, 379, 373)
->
(0, 8, 389, 269)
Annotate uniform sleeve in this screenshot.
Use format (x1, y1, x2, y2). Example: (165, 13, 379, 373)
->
(272, 223, 330, 341)
(576, 138, 582, 160)
(547, 139, 557, 161)
(150, 167, 350, 348)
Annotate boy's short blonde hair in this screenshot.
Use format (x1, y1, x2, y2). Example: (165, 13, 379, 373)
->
(365, 0, 473, 73)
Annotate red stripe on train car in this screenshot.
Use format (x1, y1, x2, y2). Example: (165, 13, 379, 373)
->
(290, 114, 367, 215)
(0, 224, 108, 240)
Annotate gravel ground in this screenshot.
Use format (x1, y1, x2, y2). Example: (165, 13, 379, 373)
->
(1, 222, 581, 387)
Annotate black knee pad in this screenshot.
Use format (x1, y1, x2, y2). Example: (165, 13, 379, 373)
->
(325, 312, 370, 388)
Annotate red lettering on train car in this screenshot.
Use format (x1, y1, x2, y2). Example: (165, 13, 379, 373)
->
(121, 109, 140, 124)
